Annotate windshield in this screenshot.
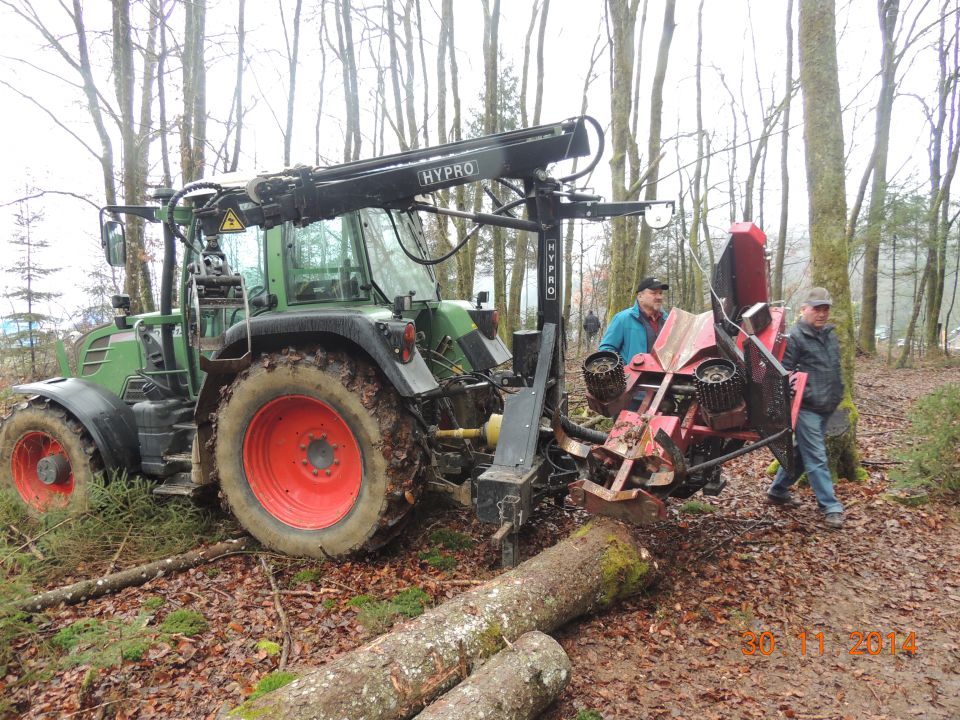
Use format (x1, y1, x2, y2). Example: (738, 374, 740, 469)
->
(362, 209, 438, 302)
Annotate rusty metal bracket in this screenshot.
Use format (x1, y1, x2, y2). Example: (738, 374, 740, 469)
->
(567, 478, 666, 525)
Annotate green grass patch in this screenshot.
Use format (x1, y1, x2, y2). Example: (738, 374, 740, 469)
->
(679, 500, 718, 515)
(52, 614, 154, 669)
(290, 568, 323, 586)
(355, 586, 431, 635)
(892, 383, 960, 498)
(142, 596, 165, 611)
(321, 598, 336, 610)
(428, 528, 475, 551)
(247, 670, 297, 702)
(345, 593, 375, 608)
(418, 547, 457, 571)
(575, 711, 605, 720)
(161, 609, 208, 637)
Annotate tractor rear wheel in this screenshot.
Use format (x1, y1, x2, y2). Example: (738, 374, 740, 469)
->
(0, 398, 102, 513)
(213, 348, 425, 559)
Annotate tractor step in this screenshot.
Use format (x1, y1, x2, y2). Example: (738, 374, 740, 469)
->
(152, 471, 202, 498)
(701, 473, 727, 496)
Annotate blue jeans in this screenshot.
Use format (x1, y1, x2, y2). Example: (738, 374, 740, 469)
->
(768, 408, 844, 515)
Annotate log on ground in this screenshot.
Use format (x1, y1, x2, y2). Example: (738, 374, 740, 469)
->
(228, 518, 655, 720)
(12, 536, 253, 612)
(412, 630, 571, 720)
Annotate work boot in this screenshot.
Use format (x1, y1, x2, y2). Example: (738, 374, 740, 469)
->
(824, 512, 844, 529)
(766, 492, 802, 508)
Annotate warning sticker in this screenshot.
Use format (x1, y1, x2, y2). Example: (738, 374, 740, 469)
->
(219, 208, 246, 232)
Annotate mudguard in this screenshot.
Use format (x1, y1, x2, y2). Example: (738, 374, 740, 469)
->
(12, 377, 141, 473)
(218, 310, 440, 396)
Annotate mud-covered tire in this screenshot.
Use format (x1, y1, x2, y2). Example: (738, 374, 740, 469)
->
(213, 348, 426, 559)
(0, 397, 103, 513)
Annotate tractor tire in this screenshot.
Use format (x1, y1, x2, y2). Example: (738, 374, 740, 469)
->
(212, 348, 426, 559)
(0, 397, 103, 513)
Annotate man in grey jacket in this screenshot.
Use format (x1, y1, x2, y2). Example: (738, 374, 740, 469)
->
(767, 287, 845, 529)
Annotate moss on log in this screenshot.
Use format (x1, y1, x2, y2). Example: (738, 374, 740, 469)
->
(228, 518, 655, 720)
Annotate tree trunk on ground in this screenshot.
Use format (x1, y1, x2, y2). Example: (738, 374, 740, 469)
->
(413, 631, 570, 720)
(228, 519, 656, 720)
(798, 0, 860, 479)
(13, 537, 252, 612)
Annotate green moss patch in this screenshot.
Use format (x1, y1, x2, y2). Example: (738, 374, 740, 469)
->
(418, 547, 457, 571)
(356, 587, 431, 635)
(248, 670, 297, 701)
(679, 500, 717, 515)
(161, 609, 208, 637)
(599, 537, 650, 608)
(428, 528, 475, 551)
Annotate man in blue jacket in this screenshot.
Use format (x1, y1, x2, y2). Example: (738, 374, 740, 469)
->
(599, 277, 669, 364)
(766, 287, 845, 529)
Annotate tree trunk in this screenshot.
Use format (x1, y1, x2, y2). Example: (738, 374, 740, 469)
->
(229, 519, 656, 720)
(774, 0, 795, 301)
(337, 0, 362, 161)
(281, 0, 303, 166)
(385, 0, 408, 151)
(412, 631, 570, 720)
(858, 0, 900, 354)
(923, 8, 960, 352)
(798, 0, 859, 479)
(605, 0, 642, 323)
(13, 537, 252, 613)
(632, 0, 676, 288)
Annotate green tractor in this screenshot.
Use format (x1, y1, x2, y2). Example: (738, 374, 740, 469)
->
(0, 117, 673, 560)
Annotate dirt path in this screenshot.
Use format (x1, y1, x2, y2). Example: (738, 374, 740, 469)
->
(543, 358, 960, 720)
(5, 359, 958, 719)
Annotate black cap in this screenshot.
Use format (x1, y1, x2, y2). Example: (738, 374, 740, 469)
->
(637, 277, 669, 293)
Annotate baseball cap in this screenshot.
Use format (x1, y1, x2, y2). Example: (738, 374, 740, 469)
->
(637, 277, 669, 293)
(802, 287, 832, 307)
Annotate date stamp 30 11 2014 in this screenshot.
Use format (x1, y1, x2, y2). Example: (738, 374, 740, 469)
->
(741, 630, 918, 657)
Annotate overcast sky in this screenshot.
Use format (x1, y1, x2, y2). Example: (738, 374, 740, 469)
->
(0, 0, 950, 326)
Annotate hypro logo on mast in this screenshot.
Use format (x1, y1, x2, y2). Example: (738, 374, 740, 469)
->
(417, 159, 480, 188)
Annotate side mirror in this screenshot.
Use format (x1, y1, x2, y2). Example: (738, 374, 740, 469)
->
(476, 290, 489, 309)
(102, 220, 126, 267)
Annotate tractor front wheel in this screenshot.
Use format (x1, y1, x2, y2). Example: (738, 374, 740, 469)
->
(213, 349, 425, 559)
(0, 398, 102, 513)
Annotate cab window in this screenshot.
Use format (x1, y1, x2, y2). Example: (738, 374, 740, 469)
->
(283, 215, 371, 303)
(219, 226, 266, 292)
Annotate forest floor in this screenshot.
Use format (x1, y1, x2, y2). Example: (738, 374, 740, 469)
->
(3, 356, 959, 719)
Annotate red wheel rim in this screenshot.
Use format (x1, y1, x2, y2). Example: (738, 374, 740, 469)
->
(243, 394, 363, 529)
(11, 431, 75, 510)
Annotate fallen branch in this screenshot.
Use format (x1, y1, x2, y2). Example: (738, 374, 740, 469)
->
(12, 536, 253, 612)
(413, 631, 571, 720)
(259, 555, 292, 670)
(860, 459, 903, 466)
(9, 523, 45, 561)
(226, 519, 656, 720)
(0, 516, 75, 565)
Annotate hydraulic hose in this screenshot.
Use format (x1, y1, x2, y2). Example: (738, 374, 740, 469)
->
(559, 415, 608, 445)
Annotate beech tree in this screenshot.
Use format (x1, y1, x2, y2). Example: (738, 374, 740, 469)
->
(798, 0, 859, 478)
